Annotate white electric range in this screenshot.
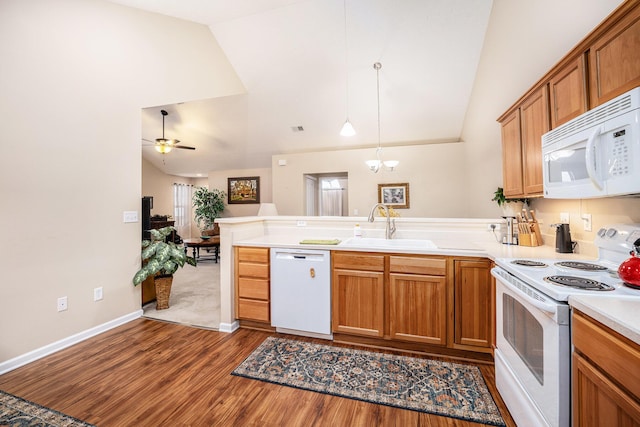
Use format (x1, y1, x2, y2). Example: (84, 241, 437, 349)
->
(491, 223, 640, 427)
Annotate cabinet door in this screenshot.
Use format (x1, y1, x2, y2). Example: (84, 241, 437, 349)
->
(589, 6, 640, 107)
(549, 55, 588, 128)
(332, 268, 384, 337)
(520, 86, 548, 196)
(500, 109, 524, 198)
(389, 273, 446, 346)
(573, 353, 640, 427)
(453, 259, 493, 349)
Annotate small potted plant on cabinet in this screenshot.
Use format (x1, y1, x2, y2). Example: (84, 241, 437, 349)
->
(491, 187, 528, 217)
(133, 226, 196, 309)
(192, 187, 226, 236)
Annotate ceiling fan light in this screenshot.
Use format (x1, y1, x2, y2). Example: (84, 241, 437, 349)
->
(340, 119, 356, 136)
(155, 145, 172, 154)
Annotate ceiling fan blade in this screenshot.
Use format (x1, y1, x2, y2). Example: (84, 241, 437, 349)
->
(174, 145, 196, 150)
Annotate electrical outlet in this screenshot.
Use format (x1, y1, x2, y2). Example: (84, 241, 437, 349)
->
(581, 214, 592, 232)
(353, 209, 359, 215)
(57, 296, 68, 312)
(560, 212, 569, 223)
(94, 287, 103, 301)
(297, 220, 307, 227)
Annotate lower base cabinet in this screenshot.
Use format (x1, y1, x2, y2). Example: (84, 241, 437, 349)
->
(572, 310, 640, 426)
(453, 259, 494, 351)
(332, 252, 493, 358)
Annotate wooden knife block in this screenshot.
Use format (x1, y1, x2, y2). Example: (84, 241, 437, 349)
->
(519, 222, 543, 247)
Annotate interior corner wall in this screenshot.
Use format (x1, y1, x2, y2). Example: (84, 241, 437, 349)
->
(271, 143, 468, 218)
(0, 0, 245, 364)
(460, 0, 625, 220)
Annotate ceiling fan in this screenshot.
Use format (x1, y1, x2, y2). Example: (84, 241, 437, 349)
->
(143, 109, 195, 154)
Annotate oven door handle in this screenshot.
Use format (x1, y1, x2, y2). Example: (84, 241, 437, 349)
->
(491, 269, 558, 314)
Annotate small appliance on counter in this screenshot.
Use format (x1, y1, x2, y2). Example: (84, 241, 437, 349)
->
(501, 216, 517, 245)
(552, 223, 576, 253)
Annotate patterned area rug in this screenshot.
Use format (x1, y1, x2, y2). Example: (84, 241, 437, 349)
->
(232, 337, 505, 426)
(0, 390, 95, 426)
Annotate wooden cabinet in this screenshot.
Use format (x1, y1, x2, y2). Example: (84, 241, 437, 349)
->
(452, 259, 494, 352)
(499, 109, 523, 198)
(572, 310, 640, 426)
(499, 85, 549, 198)
(389, 256, 447, 346)
(235, 246, 271, 326)
(332, 252, 493, 360)
(332, 252, 385, 337)
(549, 54, 588, 128)
(589, 3, 640, 108)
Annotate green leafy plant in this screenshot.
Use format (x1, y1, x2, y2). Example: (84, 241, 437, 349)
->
(491, 187, 528, 207)
(193, 187, 226, 232)
(132, 226, 196, 286)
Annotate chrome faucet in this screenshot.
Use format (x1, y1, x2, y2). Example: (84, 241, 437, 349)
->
(368, 203, 396, 239)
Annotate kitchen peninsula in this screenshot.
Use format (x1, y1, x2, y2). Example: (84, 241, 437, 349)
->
(216, 215, 582, 334)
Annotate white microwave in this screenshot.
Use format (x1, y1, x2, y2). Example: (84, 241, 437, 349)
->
(542, 86, 640, 199)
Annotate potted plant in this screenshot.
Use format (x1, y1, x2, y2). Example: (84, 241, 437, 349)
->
(133, 226, 196, 310)
(193, 187, 226, 235)
(491, 187, 528, 217)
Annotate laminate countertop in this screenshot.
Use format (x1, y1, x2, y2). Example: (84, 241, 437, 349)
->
(569, 294, 640, 345)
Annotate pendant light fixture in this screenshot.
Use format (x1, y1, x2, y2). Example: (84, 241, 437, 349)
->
(339, 0, 356, 137)
(366, 62, 399, 172)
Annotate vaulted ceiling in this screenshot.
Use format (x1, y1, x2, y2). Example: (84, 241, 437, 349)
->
(112, 0, 493, 177)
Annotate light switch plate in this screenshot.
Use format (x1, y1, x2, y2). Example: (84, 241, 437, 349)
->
(123, 211, 138, 223)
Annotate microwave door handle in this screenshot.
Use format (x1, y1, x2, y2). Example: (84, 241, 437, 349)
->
(585, 127, 604, 190)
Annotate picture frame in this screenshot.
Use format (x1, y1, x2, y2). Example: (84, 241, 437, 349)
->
(228, 176, 260, 204)
(378, 183, 410, 209)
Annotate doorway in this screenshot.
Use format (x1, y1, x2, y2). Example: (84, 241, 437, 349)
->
(304, 173, 348, 216)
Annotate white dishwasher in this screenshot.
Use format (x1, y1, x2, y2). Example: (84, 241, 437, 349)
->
(270, 248, 331, 337)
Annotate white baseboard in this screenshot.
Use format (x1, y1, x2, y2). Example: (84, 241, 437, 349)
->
(0, 310, 143, 375)
(218, 321, 239, 333)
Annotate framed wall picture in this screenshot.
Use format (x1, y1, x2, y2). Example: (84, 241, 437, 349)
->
(378, 183, 410, 209)
(228, 176, 260, 204)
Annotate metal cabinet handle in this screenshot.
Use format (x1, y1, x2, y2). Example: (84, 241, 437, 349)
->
(310, 268, 315, 278)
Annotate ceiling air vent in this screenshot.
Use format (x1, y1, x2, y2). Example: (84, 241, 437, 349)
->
(291, 125, 304, 132)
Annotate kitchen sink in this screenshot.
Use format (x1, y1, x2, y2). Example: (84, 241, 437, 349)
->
(339, 237, 437, 250)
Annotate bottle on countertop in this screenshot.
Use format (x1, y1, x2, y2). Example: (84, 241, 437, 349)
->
(354, 223, 363, 238)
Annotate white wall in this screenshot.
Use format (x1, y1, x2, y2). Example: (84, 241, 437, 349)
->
(0, 0, 245, 363)
(271, 143, 468, 217)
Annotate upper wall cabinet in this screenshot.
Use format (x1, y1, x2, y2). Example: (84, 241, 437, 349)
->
(499, 85, 549, 198)
(498, 0, 640, 196)
(549, 54, 588, 128)
(589, 4, 640, 107)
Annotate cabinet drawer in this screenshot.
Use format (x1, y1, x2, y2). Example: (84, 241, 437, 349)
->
(238, 262, 269, 279)
(237, 247, 269, 263)
(573, 311, 640, 398)
(333, 252, 385, 272)
(238, 299, 270, 322)
(238, 278, 269, 300)
(389, 255, 446, 276)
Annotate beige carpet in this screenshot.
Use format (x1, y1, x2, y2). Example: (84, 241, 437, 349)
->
(142, 259, 220, 330)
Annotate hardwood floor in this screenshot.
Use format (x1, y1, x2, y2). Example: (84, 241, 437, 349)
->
(0, 319, 515, 426)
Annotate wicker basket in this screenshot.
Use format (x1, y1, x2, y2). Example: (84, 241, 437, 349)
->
(154, 275, 173, 310)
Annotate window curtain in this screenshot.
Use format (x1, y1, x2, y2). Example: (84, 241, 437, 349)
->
(173, 183, 193, 239)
